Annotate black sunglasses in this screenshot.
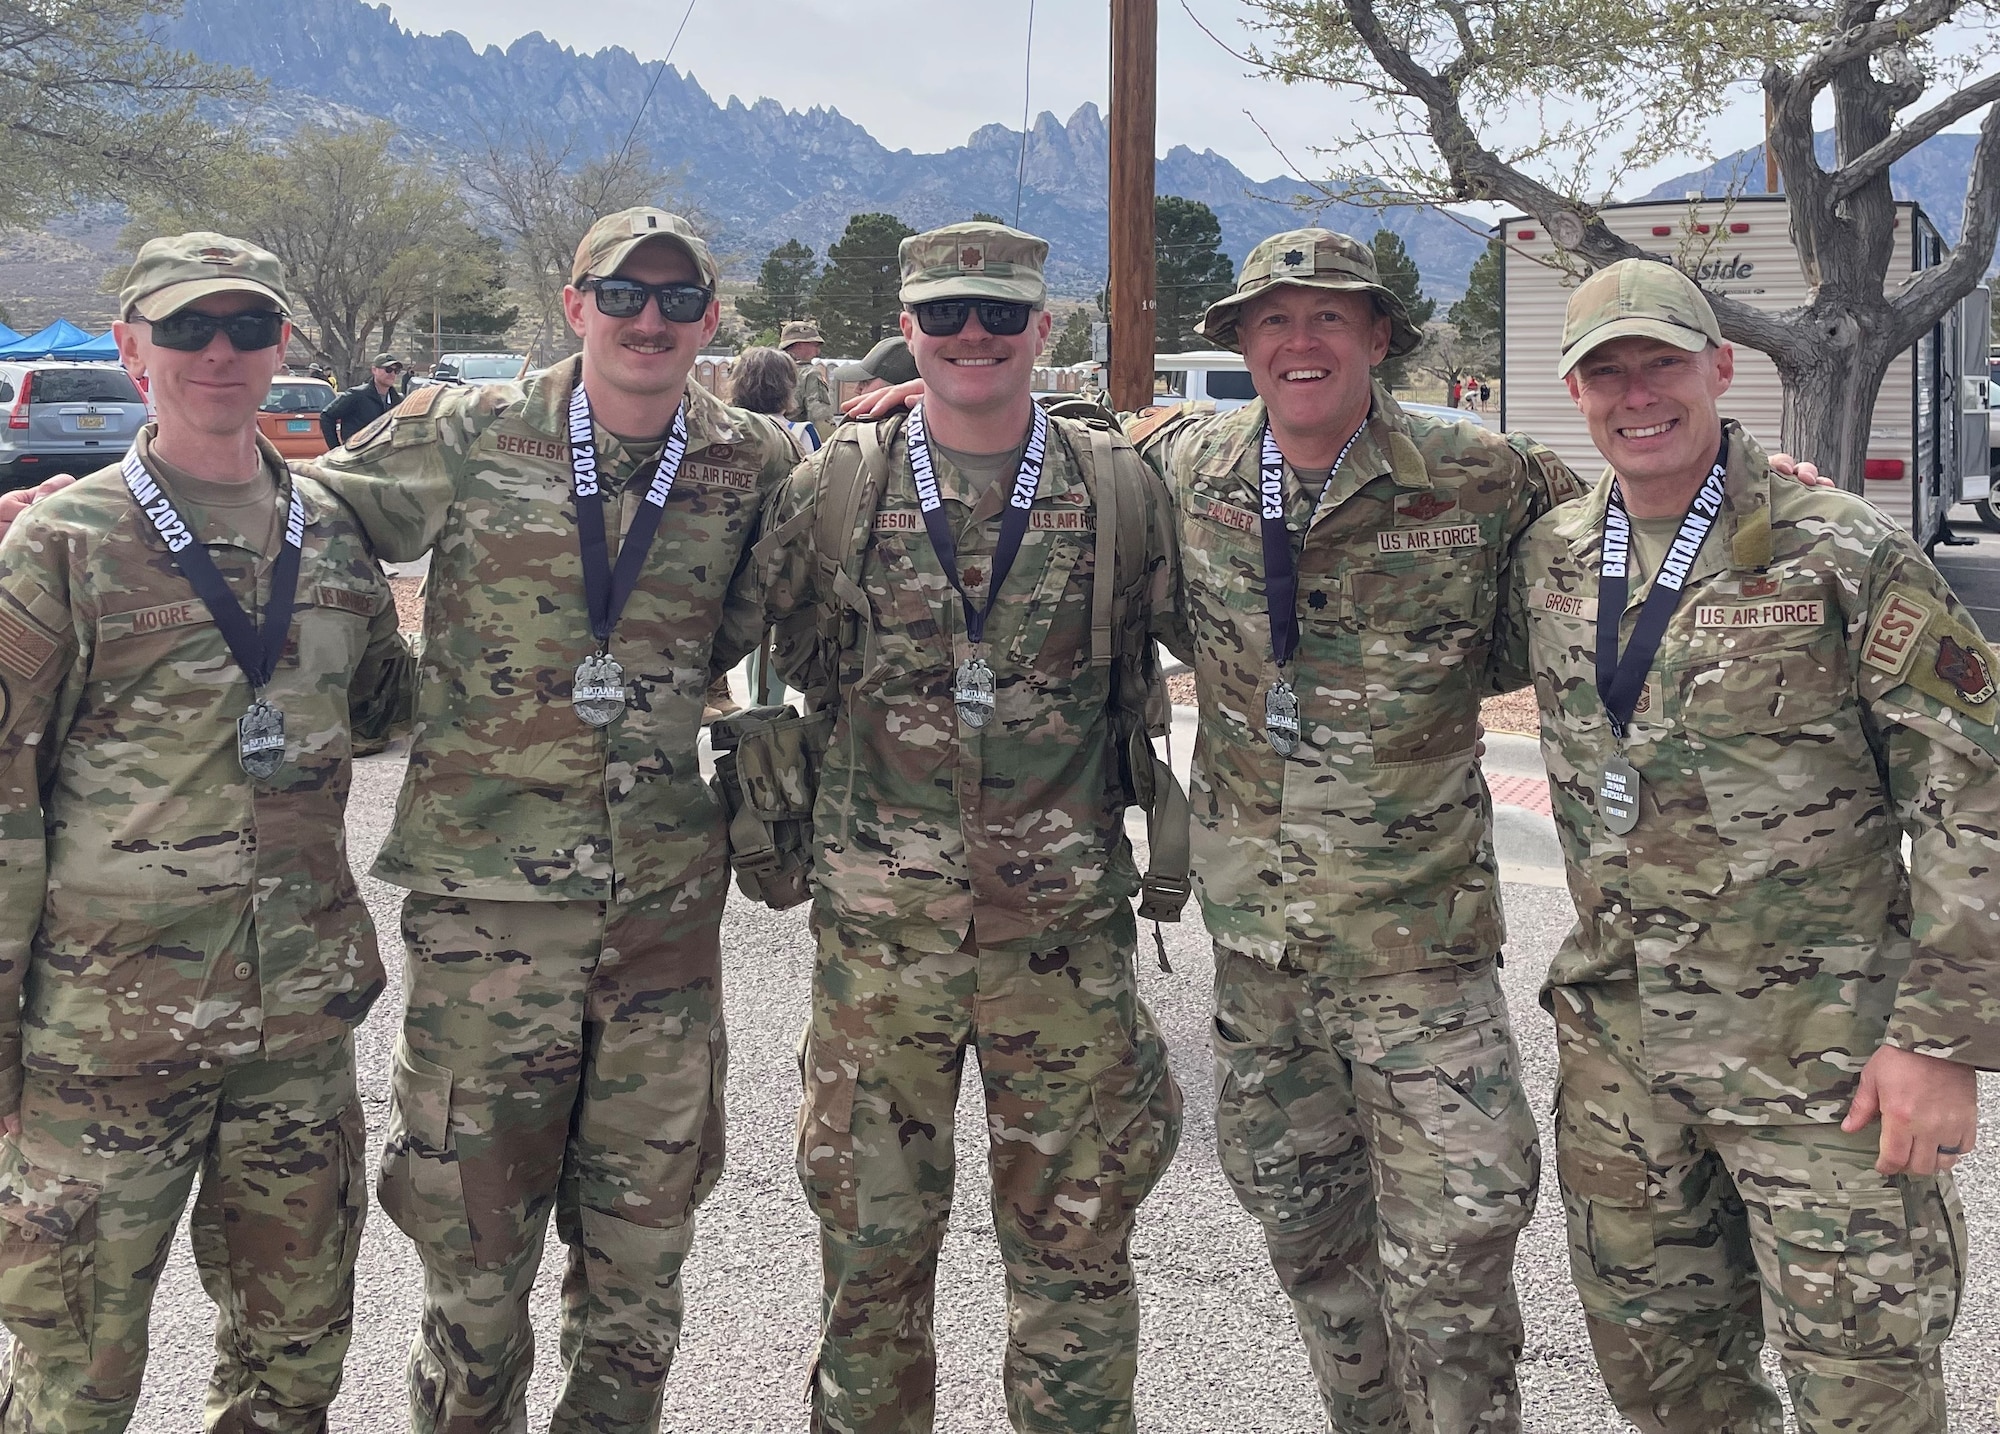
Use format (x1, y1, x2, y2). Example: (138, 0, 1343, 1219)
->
(910, 299, 1034, 337)
(582, 277, 714, 323)
(143, 309, 287, 353)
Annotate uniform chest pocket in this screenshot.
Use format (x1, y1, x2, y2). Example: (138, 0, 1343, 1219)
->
(1352, 552, 1492, 764)
(854, 537, 946, 688)
(1010, 540, 1094, 679)
(1673, 636, 1889, 883)
(1177, 485, 1262, 608)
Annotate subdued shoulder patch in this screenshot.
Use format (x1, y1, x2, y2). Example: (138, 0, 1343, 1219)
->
(0, 602, 58, 680)
(1861, 589, 1937, 679)
(343, 412, 394, 452)
(393, 386, 440, 418)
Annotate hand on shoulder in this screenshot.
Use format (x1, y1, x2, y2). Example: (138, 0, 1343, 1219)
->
(0, 474, 80, 545)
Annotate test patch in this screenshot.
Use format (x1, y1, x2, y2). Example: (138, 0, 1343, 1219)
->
(1378, 523, 1481, 554)
(1862, 591, 1934, 678)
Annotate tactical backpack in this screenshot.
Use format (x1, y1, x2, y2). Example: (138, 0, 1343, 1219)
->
(716, 407, 1192, 940)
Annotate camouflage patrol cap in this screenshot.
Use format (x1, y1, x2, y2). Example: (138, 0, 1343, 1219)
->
(119, 231, 291, 321)
(571, 207, 717, 288)
(778, 321, 823, 348)
(899, 222, 1048, 306)
(1197, 228, 1421, 357)
(833, 335, 918, 386)
(1557, 258, 1721, 377)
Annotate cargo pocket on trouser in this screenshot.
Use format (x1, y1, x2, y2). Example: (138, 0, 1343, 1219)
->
(1211, 1012, 1306, 1231)
(0, 1150, 100, 1361)
(377, 1038, 468, 1261)
(1762, 1183, 1962, 1360)
(1427, 1015, 1540, 1244)
(1556, 1140, 1656, 1312)
(796, 1029, 861, 1235)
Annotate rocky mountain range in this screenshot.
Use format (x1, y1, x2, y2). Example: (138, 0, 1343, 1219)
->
(158, 0, 1488, 299)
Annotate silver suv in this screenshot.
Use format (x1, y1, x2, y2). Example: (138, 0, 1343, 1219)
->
(0, 363, 147, 491)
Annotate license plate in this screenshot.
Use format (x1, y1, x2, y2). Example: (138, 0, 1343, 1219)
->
(287, 419, 312, 432)
(76, 414, 104, 430)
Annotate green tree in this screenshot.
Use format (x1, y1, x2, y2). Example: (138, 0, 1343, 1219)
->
(131, 123, 498, 383)
(971, 211, 1008, 224)
(736, 239, 820, 337)
(816, 212, 917, 355)
(1048, 308, 1094, 366)
(1155, 196, 1236, 353)
(1448, 238, 1502, 350)
(1369, 229, 1435, 389)
(1242, 0, 2000, 483)
(0, 0, 256, 227)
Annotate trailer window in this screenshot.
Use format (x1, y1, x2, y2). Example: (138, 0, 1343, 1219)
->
(1202, 370, 1257, 401)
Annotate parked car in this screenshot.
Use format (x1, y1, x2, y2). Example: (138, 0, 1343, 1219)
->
(0, 363, 148, 491)
(433, 351, 528, 387)
(257, 376, 336, 460)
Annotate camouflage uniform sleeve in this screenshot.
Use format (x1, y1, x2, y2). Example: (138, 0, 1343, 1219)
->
(0, 526, 80, 1114)
(710, 414, 802, 680)
(1852, 532, 2000, 1069)
(753, 443, 836, 695)
(1120, 404, 1200, 665)
(803, 370, 839, 436)
(348, 576, 416, 757)
(1485, 434, 1579, 696)
(300, 385, 480, 562)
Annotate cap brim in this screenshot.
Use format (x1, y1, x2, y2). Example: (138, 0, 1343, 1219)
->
(831, 361, 874, 382)
(130, 277, 290, 321)
(899, 275, 1046, 306)
(1556, 318, 1711, 377)
(1198, 276, 1423, 357)
(579, 232, 717, 288)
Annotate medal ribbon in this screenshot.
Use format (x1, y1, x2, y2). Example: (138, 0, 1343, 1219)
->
(119, 448, 304, 692)
(1594, 431, 1731, 738)
(1257, 417, 1366, 668)
(906, 401, 1049, 645)
(568, 381, 689, 650)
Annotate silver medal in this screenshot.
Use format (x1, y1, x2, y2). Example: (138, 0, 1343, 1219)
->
(237, 698, 286, 780)
(954, 656, 997, 728)
(1597, 753, 1642, 835)
(572, 652, 628, 727)
(1265, 677, 1300, 757)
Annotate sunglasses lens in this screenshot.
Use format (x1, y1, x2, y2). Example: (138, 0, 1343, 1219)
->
(224, 313, 285, 350)
(914, 301, 970, 337)
(591, 281, 649, 318)
(148, 311, 284, 352)
(148, 313, 217, 351)
(975, 302, 1031, 336)
(657, 286, 713, 323)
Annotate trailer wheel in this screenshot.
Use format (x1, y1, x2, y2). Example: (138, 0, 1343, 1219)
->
(1979, 498, 2000, 533)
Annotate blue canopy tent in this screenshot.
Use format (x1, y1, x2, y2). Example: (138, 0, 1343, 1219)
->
(0, 320, 98, 359)
(0, 324, 22, 350)
(52, 328, 116, 361)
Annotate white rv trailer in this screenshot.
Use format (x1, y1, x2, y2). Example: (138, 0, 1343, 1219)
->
(1497, 195, 1989, 549)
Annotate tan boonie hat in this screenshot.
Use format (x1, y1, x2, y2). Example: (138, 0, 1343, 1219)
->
(834, 335, 918, 386)
(1197, 228, 1421, 357)
(778, 320, 823, 348)
(571, 207, 717, 288)
(899, 222, 1048, 306)
(120, 232, 291, 321)
(1557, 258, 1722, 377)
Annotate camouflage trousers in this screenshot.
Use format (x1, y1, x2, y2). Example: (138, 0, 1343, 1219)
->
(798, 906, 1182, 1434)
(1212, 950, 1540, 1434)
(1552, 981, 1964, 1434)
(0, 1037, 364, 1433)
(380, 871, 728, 1434)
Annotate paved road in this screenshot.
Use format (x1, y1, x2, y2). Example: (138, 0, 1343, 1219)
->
(89, 727, 1998, 1433)
(1936, 505, 2000, 641)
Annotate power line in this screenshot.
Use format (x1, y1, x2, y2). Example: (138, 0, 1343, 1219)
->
(613, 0, 699, 170)
(1013, 0, 1036, 227)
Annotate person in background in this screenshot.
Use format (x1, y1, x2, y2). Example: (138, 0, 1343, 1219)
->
(832, 334, 919, 402)
(320, 351, 405, 449)
(780, 319, 838, 435)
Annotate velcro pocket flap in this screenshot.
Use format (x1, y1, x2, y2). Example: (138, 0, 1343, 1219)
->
(1557, 1144, 1648, 1209)
(0, 1156, 97, 1242)
(731, 708, 833, 821)
(389, 1039, 454, 1150)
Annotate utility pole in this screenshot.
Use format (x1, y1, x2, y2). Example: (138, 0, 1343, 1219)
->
(1108, 0, 1157, 412)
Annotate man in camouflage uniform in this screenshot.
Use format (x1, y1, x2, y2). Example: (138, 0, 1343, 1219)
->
(0, 233, 412, 1430)
(301, 208, 798, 1432)
(757, 222, 1182, 1434)
(1496, 258, 1997, 1434)
(1131, 231, 1575, 1433)
(782, 319, 839, 435)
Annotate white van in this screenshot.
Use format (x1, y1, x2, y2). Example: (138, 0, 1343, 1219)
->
(1150, 350, 1256, 411)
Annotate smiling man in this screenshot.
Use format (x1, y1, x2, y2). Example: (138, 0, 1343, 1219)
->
(300, 208, 798, 1433)
(0, 232, 411, 1430)
(1497, 258, 2000, 1434)
(756, 222, 1183, 1434)
(1127, 230, 1580, 1434)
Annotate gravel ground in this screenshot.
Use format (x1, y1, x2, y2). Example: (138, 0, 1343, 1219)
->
(388, 575, 424, 631)
(72, 748, 2000, 1432)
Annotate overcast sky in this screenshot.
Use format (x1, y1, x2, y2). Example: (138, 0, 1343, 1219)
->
(376, 0, 1786, 200)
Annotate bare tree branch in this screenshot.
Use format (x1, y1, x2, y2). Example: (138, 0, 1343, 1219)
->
(1832, 69, 2000, 196)
(1888, 92, 2000, 351)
